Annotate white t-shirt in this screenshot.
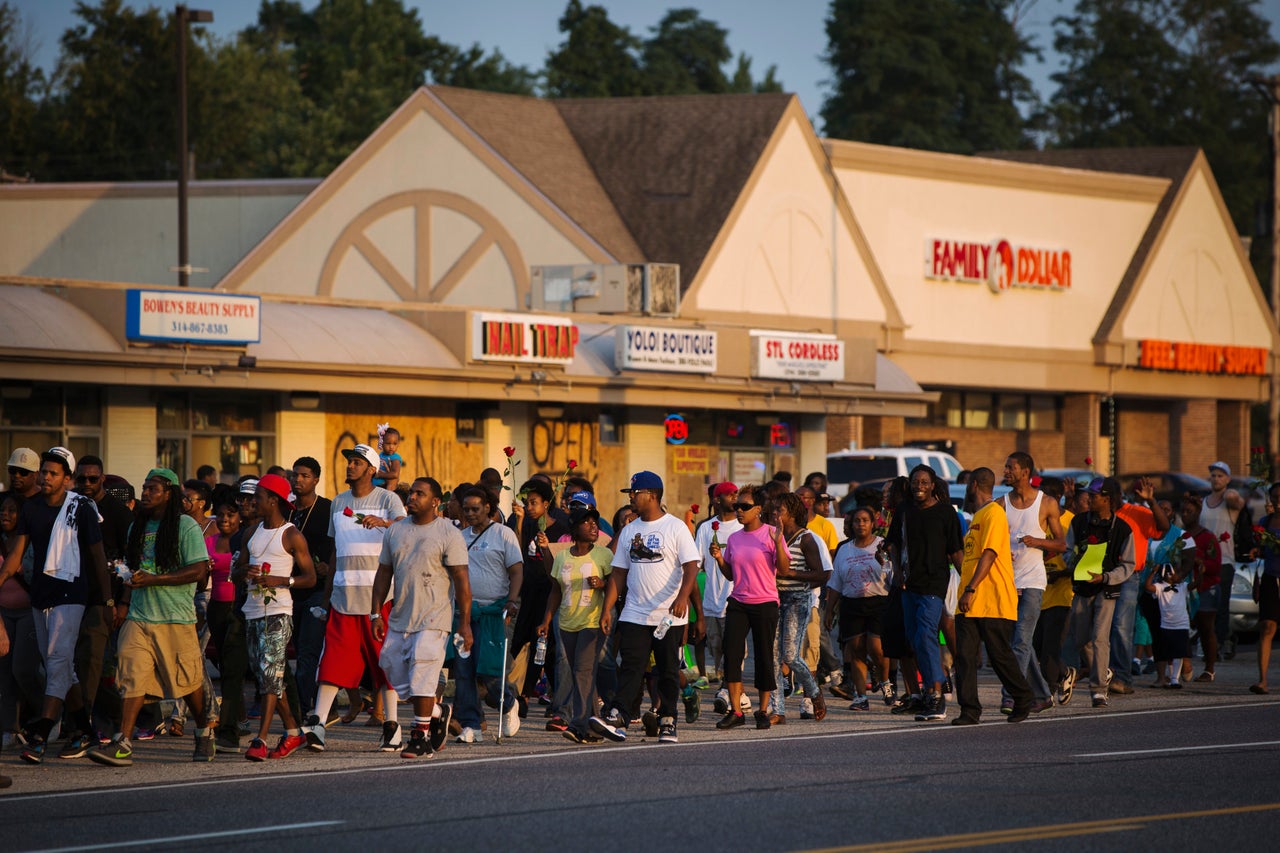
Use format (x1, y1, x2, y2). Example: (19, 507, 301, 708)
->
(460, 522, 523, 606)
(379, 516, 468, 633)
(1155, 580, 1190, 630)
(612, 513, 701, 627)
(328, 487, 407, 615)
(829, 536, 890, 598)
(695, 515, 742, 618)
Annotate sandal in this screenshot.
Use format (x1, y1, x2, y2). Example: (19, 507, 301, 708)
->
(166, 718, 185, 737)
(1250, 684, 1269, 695)
(340, 698, 369, 725)
(1194, 671, 1215, 683)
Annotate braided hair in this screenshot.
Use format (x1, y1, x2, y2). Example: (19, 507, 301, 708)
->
(126, 483, 185, 574)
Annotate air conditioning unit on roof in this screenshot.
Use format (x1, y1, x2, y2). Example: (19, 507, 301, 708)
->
(530, 263, 679, 316)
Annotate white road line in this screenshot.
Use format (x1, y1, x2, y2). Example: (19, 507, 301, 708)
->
(1074, 740, 1280, 758)
(25, 820, 343, 852)
(2, 699, 1277, 803)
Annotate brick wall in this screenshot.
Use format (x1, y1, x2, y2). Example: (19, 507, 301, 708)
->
(1062, 393, 1098, 471)
(865, 416, 905, 447)
(1168, 399, 1218, 473)
(1116, 405, 1170, 474)
(1216, 400, 1250, 475)
(827, 415, 859, 454)
(902, 425, 1066, 472)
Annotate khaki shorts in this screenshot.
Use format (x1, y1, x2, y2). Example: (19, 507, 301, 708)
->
(116, 620, 206, 700)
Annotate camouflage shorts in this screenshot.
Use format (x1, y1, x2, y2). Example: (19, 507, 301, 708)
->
(246, 613, 293, 697)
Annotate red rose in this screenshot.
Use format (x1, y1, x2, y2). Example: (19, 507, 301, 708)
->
(343, 507, 354, 517)
(1087, 535, 1099, 545)
(1084, 457, 1093, 466)
(711, 521, 720, 531)
(1255, 525, 1266, 535)
(567, 459, 578, 470)
(503, 446, 516, 458)
(1220, 531, 1231, 542)
(261, 562, 271, 575)
(691, 504, 700, 514)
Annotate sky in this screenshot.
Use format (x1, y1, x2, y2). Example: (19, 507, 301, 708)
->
(15, 0, 1280, 131)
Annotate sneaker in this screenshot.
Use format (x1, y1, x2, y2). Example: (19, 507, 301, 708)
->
(400, 728, 434, 759)
(247, 702, 262, 720)
(268, 733, 305, 759)
(245, 738, 268, 762)
(811, 693, 827, 721)
(193, 733, 216, 762)
(58, 732, 93, 760)
(133, 727, 156, 741)
(738, 693, 753, 713)
(768, 713, 787, 726)
(1030, 699, 1054, 714)
(682, 690, 701, 724)
(564, 726, 601, 744)
(588, 710, 627, 742)
(716, 711, 746, 730)
(1194, 671, 1215, 683)
(1092, 693, 1108, 708)
(915, 693, 946, 722)
(828, 681, 854, 701)
(378, 720, 402, 752)
(501, 702, 521, 737)
(516, 695, 529, 719)
(999, 698, 1014, 716)
(215, 733, 242, 753)
(1111, 680, 1135, 695)
(692, 676, 710, 690)
(562, 727, 585, 743)
(642, 710, 660, 738)
(849, 696, 870, 711)
(657, 717, 678, 743)
(455, 727, 482, 744)
(942, 676, 954, 700)
(1104, 667, 1114, 687)
(430, 704, 451, 752)
(88, 735, 133, 767)
(20, 736, 46, 765)
(753, 710, 771, 730)
(891, 695, 922, 715)
(1058, 667, 1077, 706)
(951, 714, 980, 726)
(713, 689, 729, 715)
(302, 715, 326, 752)
(1006, 703, 1031, 723)
(546, 716, 569, 732)
(1131, 658, 1142, 677)
(879, 681, 896, 706)
(165, 717, 185, 737)
(800, 697, 815, 720)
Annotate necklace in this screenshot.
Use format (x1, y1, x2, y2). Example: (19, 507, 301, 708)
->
(293, 497, 317, 532)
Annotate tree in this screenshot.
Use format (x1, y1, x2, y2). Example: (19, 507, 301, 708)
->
(821, 0, 1038, 152)
(544, 0, 645, 98)
(0, 2, 47, 178)
(641, 8, 732, 95)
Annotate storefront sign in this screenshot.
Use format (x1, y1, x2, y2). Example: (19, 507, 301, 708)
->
(769, 422, 793, 448)
(925, 237, 1071, 293)
(472, 312, 578, 364)
(125, 289, 261, 345)
(615, 325, 716, 373)
(664, 413, 689, 445)
(1138, 339, 1268, 376)
(750, 331, 844, 381)
(671, 445, 712, 475)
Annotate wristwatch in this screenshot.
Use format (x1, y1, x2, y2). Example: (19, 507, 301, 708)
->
(105, 598, 115, 607)
(287, 577, 295, 587)
(964, 587, 976, 594)
(371, 613, 383, 621)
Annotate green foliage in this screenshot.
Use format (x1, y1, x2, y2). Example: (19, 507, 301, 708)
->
(0, 2, 47, 178)
(544, 0, 645, 97)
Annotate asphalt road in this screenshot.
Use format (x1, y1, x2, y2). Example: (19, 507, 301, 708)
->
(2, 651, 1277, 852)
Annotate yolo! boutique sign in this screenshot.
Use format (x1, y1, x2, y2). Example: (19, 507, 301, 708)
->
(126, 290, 261, 345)
(925, 237, 1071, 293)
(472, 312, 578, 364)
(750, 331, 844, 381)
(616, 325, 716, 374)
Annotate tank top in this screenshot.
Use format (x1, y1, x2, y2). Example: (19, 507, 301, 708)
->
(242, 522, 295, 619)
(777, 528, 813, 594)
(1005, 490, 1047, 590)
(206, 534, 235, 603)
(1200, 494, 1236, 566)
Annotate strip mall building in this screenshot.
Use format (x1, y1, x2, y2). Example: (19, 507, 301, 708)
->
(0, 87, 1273, 509)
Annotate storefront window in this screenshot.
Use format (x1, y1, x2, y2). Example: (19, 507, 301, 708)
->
(998, 395, 1028, 430)
(915, 391, 1061, 433)
(963, 393, 993, 429)
(1028, 395, 1060, 431)
(156, 392, 275, 484)
(0, 385, 102, 471)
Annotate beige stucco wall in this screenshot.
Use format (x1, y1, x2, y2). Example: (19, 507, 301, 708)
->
(103, 386, 158, 484)
(276, 408, 328, 496)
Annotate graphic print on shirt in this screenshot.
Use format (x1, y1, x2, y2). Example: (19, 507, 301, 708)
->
(628, 532, 664, 562)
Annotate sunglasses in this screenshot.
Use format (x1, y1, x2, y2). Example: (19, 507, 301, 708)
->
(8, 467, 32, 476)
(76, 475, 102, 484)
(733, 502, 758, 512)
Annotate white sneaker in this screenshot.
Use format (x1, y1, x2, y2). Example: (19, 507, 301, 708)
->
(302, 715, 326, 752)
(501, 703, 521, 737)
(738, 693, 753, 713)
(455, 727, 482, 744)
(713, 688, 730, 714)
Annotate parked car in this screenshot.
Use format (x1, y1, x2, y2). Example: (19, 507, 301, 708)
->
(1117, 472, 1211, 504)
(1037, 468, 1095, 487)
(836, 481, 1009, 520)
(826, 447, 964, 500)
(1230, 559, 1261, 636)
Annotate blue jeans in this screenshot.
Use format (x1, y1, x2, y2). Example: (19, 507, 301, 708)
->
(1002, 588, 1053, 703)
(1108, 573, 1141, 686)
(452, 616, 517, 729)
(770, 590, 819, 714)
(902, 591, 945, 688)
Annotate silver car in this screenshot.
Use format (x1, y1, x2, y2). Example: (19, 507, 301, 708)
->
(1230, 559, 1261, 635)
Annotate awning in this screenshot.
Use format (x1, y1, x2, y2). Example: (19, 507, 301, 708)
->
(249, 302, 460, 370)
(0, 284, 122, 353)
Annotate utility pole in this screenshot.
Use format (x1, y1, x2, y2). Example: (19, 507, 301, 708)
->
(176, 5, 213, 287)
(1249, 74, 1280, 477)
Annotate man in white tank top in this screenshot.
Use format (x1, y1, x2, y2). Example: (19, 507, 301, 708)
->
(1203, 461, 1245, 652)
(997, 453, 1065, 713)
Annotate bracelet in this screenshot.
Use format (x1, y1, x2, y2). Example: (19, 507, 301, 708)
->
(370, 613, 383, 620)
(964, 587, 976, 594)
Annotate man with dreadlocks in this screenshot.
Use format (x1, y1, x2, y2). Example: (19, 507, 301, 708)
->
(90, 468, 216, 766)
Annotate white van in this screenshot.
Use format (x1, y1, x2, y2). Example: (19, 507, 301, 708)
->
(826, 447, 964, 499)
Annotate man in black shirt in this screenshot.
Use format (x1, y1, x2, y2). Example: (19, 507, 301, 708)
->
(291, 456, 334, 715)
(888, 465, 963, 722)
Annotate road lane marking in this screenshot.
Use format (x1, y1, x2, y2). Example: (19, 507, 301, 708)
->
(1075, 739, 1280, 758)
(2, 699, 1277, 802)
(25, 820, 343, 852)
(797, 802, 1280, 852)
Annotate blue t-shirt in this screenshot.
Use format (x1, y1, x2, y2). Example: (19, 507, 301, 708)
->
(372, 452, 403, 487)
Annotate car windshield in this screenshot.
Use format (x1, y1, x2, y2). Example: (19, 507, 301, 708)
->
(827, 457, 898, 484)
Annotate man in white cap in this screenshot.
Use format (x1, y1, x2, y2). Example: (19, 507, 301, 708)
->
(6, 448, 40, 499)
(1202, 461, 1245, 662)
(302, 444, 407, 752)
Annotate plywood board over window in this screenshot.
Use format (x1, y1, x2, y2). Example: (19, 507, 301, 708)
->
(524, 414, 627, 512)
(324, 396, 483, 497)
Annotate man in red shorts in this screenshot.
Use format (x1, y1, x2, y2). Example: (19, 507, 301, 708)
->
(301, 444, 406, 752)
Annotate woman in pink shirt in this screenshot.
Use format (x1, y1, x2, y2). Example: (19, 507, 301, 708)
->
(708, 485, 789, 730)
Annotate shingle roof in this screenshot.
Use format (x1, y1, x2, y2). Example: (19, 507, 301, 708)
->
(554, 92, 793, 293)
(982, 147, 1200, 344)
(428, 86, 645, 262)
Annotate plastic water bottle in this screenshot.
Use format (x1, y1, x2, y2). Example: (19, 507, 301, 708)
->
(309, 606, 329, 622)
(533, 635, 548, 666)
(453, 632, 471, 659)
(653, 615, 674, 640)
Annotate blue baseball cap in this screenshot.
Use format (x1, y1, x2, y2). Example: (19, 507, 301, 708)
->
(621, 471, 663, 493)
(567, 490, 596, 508)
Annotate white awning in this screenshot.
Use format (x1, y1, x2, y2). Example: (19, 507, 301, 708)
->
(0, 285, 122, 353)
(248, 302, 461, 370)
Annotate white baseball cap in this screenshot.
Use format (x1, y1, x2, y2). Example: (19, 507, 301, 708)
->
(342, 443, 380, 470)
(6, 448, 39, 472)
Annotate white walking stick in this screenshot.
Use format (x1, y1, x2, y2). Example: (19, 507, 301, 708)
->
(496, 606, 510, 745)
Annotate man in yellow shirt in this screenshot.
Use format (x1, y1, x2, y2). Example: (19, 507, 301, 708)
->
(953, 468, 1034, 726)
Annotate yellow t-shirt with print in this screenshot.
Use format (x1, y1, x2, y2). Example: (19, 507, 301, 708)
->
(1042, 509, 1074, 610)
(807, 514, 840, 555)
(960, 501, 1018, 620)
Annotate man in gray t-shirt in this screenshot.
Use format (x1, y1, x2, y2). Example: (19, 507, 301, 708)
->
(372, 478, 471, 758)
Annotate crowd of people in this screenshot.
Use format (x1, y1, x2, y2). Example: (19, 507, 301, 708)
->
(1, 438, 1277, 788)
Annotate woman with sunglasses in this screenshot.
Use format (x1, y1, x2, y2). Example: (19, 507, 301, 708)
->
(708, 485, 789, 730)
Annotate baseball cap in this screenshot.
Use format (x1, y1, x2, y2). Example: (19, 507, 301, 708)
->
(42, 447, 76, 475)
(569, 505, 601, 527)
(145, 468, 180, 486)
(103, 474, 134, 504)
(817, 492, 833, 503)
(621, 470, 663, 493)
(342, 444, 380, 470)
(6, 448, 39, 473)
(566, 490, 596, 508)
(239, 477, 260, 495)
(1209, 461, 1231, 476)
(1086, 476, 1121, 498)
(712, 482, 738, 498)
(256, 473, 295, 509)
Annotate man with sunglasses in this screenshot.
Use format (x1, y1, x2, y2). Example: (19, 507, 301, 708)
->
(7, 449, 41, 500)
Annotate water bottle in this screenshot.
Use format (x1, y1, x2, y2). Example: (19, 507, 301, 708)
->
(653, 615, 674, 640)
(309, 606, 329, 622)
(113, 559, 132, 584)
(453, 632, 471, 659)
(533, 635, 548, 666)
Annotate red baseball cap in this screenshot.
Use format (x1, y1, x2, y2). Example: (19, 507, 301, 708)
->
(256, 473, 295, 509)
(712, 482, 738, 498)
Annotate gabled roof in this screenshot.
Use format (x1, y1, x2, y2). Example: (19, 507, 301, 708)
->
(554, 92, 793, 295)
(982, 147, 1202, 345)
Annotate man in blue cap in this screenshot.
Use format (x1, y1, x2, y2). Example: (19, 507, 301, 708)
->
(590, 471, 701, 744)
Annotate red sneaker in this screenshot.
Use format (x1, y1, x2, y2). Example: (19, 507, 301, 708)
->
(268, 734, 307, 759)
(244, 738, 268, 762)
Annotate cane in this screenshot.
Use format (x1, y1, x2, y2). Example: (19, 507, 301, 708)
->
(496, 606, 510, 745)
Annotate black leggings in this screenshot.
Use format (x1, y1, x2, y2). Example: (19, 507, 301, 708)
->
(722, 598, 779, 690)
